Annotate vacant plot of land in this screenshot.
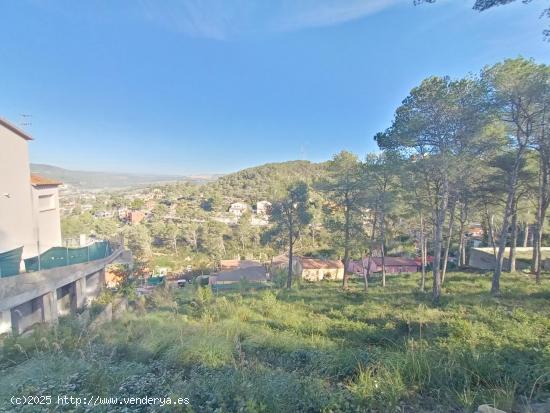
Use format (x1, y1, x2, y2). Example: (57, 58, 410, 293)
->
(1, 272, 549, 412)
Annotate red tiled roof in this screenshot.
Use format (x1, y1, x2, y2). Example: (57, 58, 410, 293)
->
(0, 117, 33, 141)
(220, 259, 240, 269)
(30, 174, 62, 187)
(220, 259, 261, 270)
(300, 258, 344, 269)
(371, 257, 417, 267)
(214, 265, 268, 282)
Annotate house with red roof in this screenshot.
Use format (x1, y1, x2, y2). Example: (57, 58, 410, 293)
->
(352, 257, 418, 276)
(295, 257, 344, 282)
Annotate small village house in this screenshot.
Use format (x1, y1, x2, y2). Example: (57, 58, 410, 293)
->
(351, 257, 418, 276)
(210, 260, 268, 285)
(275, 256, 343, 282)
(126, 210, 145, 225)
(256, 200, 271, 217)
(296, 257, 344, 281)
(228, 202, 248, 218)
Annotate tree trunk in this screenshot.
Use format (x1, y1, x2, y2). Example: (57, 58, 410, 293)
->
(364, 209, 378, 293)
(508, 199, 518, 273)
(381, 240, 386, 287)
(287, 240, 293, 289)
(423, 237, 428, 291)
(492, 149, 523, 296)
(537, 200, 548, 284)
(420, 213, 426, 293)
(485, 206, 497, 264)
(442, 200, 456, 284)
(536, 204, 549, 284)
(432, 209, 444, 303)
(458, 228, 465, 267)
(534, 111, 550, 284)
(532, 166, 542, 276)
(287, 213, 294, 289)
(380, 210, 386, 287)
(458, 201, 468, 267)
(533, 155, 549, 284)
(361, 251, 368, 292)
(342, 205, 351, 290)
(523, 222, 529, 247)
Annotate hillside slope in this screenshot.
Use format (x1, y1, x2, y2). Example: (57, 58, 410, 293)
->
(210, 160, 326, 203)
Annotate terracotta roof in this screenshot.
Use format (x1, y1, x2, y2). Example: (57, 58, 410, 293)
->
(271, 254, 290, 265)
(214, 265, 268, 282)
(371, 257, 417, 267)
(0, 117, 33, 141)
(30, 174, 62, 187)
(220, 259, 240, 269)
(220, 259, 260, 270)
(300, 257, 344, 270)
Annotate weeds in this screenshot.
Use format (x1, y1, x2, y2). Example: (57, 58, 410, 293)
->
(0, 272, 549, 412)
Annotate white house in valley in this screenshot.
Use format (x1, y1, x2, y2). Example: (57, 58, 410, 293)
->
(229, 201, 248, 218)
(0, 118, 62, 274)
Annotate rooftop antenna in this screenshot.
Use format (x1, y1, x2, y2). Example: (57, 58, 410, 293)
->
(20, 113, 32, 128)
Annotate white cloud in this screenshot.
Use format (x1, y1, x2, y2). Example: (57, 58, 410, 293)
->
(275, 0, 399, 31)
(134, 0, 400, 39)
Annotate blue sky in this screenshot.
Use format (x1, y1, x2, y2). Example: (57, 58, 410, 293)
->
(0, 0, 548, 175)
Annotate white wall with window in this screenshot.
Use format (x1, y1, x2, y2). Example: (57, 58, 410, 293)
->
(31, 184, 62, 254)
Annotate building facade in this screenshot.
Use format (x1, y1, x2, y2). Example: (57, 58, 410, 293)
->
(0, 119, 37, 260)
(0, 118, 63, 272)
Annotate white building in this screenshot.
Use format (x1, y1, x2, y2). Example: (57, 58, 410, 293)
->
(256, 200, 272, 217)
(229, 202, 248, 218)
(0, 118, 62, 271)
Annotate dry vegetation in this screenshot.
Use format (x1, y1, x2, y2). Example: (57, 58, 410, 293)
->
(1, 271, 549, 412)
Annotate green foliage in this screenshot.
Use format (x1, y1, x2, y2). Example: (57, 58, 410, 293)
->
(2, 272, 549, 412)
(212, 160, 324, 204)
(123, 224, 152, 260)
(61, 212, 94, 238)
(130, 198, 145, 210)
(93, 218, 120, 238)
(271, 268, 288, 288)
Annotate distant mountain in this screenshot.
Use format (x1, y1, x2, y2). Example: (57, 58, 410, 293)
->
(210, 160, 326, 203)
(30, 164, 220, 190)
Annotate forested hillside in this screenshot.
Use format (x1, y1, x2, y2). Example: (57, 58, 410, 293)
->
(209, 160, 326, 203)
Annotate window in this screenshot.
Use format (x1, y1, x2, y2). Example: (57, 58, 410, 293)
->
(38, 194, 55, 211)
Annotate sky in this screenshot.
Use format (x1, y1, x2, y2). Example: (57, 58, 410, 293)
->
(0, 0, 548, 175)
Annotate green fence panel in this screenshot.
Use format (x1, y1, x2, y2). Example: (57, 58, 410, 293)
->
(88, 241, 111, 261)
(0, 246, 23, 277)
(147, 276, 165, 286)
(24, 241, 112, 273)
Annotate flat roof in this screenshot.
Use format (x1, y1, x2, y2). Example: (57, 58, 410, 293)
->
(0, 117, 33, 141)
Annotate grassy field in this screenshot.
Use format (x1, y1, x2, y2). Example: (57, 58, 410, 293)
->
(1, 271, 549, 412)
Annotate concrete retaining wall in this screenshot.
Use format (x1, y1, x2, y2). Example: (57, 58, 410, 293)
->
(0, 248, 122, 335)
(89, 298, 128, 331)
